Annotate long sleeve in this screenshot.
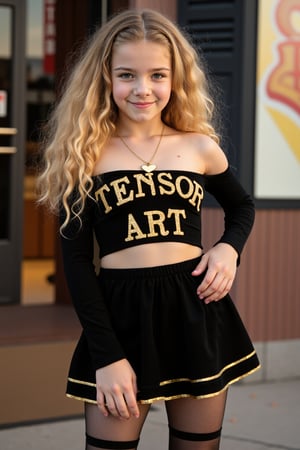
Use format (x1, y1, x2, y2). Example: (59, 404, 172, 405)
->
(204, 167, 255, 260)
(59, 196, 126, 371)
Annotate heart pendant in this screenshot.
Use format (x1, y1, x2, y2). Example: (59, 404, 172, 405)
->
(141, 164, 156, 173)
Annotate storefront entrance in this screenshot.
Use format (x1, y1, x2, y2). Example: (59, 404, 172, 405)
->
(0, 0, 57, 305)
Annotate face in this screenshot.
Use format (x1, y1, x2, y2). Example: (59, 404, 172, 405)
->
(111, 40, 172, 124)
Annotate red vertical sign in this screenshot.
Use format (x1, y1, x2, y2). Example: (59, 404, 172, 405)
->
(43, 0, 56, 74)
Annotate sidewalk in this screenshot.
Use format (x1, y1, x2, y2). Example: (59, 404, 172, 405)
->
(1, 378, 299, 450)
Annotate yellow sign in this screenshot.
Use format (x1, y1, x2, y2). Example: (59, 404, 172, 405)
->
(255, 0, 300, 199)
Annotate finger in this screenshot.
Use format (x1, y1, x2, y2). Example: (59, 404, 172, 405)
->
(132, 375, 138, 396)
(199, 271, 224, 297)
(107, 385, 137, 420)
(197, 268, 217, 297)
(191, 254, 208, 276)
(97, 392, 109, 417)
(203, 277, 233, 304)
(105, 393, 127, 419)
(123, 390, 140, 418)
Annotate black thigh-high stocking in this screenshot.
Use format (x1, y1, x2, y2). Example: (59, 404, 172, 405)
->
(165, 390, 228, 450)
(84, 402, 150, 450)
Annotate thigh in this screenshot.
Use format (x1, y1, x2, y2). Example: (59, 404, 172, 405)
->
(85, 402, 150, 442)
(165, 391, 228, 434)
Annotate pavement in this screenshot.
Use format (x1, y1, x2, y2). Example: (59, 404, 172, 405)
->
(1, 378, 299, 450)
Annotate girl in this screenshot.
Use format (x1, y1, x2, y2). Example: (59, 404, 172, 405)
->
(38, 9, 260, 450)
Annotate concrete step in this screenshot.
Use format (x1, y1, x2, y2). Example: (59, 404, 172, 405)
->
(0, 305, 83, 425)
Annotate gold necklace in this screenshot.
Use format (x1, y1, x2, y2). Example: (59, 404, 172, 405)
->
(118, 125, 164, 173)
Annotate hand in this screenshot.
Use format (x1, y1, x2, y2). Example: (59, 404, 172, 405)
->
(192, 243, 238, 304)
(96, 358, 140, 420)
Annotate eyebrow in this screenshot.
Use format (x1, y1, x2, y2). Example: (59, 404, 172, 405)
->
(113, 66, 171, 72)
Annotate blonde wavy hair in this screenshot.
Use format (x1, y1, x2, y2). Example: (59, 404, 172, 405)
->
(37, 8, 220, 229)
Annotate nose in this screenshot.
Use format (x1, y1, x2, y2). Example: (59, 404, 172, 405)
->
(133, 77, 151, 96)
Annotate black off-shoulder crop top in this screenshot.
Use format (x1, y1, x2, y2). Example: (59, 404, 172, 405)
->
(62, 168, 255, 259)
(92, 170, 205, 256)
(59, 167, 255, 370)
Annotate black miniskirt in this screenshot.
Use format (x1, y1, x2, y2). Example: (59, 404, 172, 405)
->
(66, 257, 260, 404)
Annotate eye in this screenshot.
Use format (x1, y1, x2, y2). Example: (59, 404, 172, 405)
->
(118, 72, 134, 80)
(152, 72, 166, 80)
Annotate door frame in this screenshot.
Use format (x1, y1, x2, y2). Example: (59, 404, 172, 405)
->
(0, 0, 26, 303)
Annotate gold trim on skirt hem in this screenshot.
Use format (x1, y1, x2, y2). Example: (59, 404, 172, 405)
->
(67, 350, 258, 389)
(66, 393, 97, 405)
(159, 350, 257, 386)
(68, 377, 96, 387)
(66, 362, 261, 405)
(139, 364, 261, 404)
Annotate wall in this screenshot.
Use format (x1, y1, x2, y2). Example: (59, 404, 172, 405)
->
(130, 0, 176, 20)
(203, 207, 300, 381)
(203, 207, 300, 341)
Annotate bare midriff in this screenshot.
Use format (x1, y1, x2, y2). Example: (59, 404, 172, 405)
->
(100, 242, 202, 269)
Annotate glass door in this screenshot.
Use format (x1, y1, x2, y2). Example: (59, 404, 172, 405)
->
(0, 1, 26, 303)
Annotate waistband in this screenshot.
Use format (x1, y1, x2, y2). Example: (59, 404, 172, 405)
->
(99, 256, 202, 280)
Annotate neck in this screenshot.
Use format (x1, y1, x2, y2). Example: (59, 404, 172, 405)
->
(116, 119, 164, 139)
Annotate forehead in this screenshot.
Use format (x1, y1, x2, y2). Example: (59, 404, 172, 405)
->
(112, 40, 171, 69)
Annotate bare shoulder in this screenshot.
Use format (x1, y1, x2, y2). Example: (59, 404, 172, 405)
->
(160, 129, 228, 174)
(189, 133, 228, 175)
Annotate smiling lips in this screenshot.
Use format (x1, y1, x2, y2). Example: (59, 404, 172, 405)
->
(129, 101, 156, 109)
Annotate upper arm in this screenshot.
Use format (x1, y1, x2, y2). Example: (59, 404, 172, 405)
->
(198, 135, 229, 175)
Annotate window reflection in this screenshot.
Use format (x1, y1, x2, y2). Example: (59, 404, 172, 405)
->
(26, 0, 55, 175)
(24, 0, 55, 260)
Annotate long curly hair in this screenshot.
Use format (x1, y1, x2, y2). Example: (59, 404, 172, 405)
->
(37, 9, 219, 229)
